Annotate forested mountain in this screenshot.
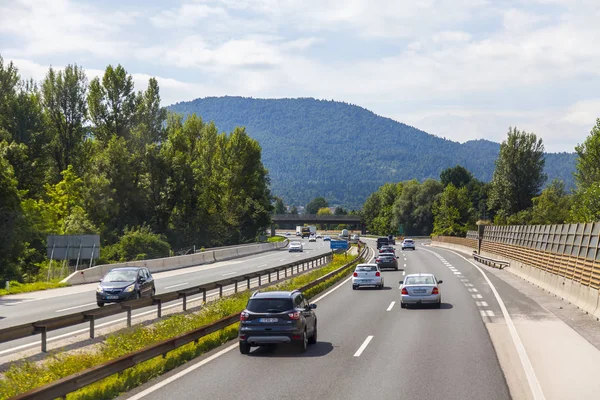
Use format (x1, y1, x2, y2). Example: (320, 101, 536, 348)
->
(169, 97, 577, 209)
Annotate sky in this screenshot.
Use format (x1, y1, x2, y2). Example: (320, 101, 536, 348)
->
(1, 0, 599, 152)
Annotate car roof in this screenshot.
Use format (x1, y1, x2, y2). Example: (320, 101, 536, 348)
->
(108, 267, 143, 272)
(251, 290, 299, 299)
(404, 273, 435, 279)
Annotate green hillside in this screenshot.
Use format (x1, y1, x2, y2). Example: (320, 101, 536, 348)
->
(169, 97, 576, 209)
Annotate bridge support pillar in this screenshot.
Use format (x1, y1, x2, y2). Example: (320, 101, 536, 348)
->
(270, 225, 276, 237)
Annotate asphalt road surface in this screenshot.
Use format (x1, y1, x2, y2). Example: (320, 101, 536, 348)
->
(123, 239, 511, 400)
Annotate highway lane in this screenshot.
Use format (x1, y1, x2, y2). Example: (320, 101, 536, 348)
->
(123, 239, 510, 400)
(0, 239, 331, 357)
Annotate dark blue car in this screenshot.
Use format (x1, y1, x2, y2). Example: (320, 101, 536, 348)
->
(96, 267, 155, 307)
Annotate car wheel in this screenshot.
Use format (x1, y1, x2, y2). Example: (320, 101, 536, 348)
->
(352, 285, 357, 290)
(308, 323, 317, 345)
(436, 298, 442, 308)
(239, 342, 251, 355)
(400, 302, 406, 309)
(97, 302, 104, 307)
(298, 330, 308, 353)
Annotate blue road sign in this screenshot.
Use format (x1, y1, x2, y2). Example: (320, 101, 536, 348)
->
(330, 240, 348, 250)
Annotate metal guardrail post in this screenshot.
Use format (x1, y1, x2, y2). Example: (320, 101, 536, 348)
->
(40, 327, 47, 353)
(182, 293, 187, 311)
(234, 280, 238, 293)
(268, 272, 272, 283)
(202, 289, 206, 303)
(126, 308, 132, 327)
(258, 274, 262, 286)
(156, 300, 162, 318)
(89, 316, 95, 339)
(276, 270, 280, 280)
(218, 284, 223, 298)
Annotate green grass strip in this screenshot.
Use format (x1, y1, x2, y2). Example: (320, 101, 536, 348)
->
(0, 280, 68, 297)
(0, 252, 362, 400)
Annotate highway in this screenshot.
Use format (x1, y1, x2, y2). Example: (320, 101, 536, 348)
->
(0, 239, 330, 358)
(122, 239, 512, 400)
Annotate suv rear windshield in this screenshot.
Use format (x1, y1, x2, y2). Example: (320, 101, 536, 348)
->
(246, 298, 294, 313)
(404, 240, 414, 243)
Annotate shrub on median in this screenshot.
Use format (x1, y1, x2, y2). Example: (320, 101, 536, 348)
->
(0, 252, 362, 400)
(0, 280, 68, 296)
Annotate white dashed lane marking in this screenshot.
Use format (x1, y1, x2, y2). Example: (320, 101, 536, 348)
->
(354, 336, 374, 357)
(472, 294, 483, 299)
(386, 301, 396, 311)
(476, 301, 489, 307)
(480, 310, 495, 317)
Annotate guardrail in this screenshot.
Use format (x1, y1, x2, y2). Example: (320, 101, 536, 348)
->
(472, 251, 509, 269)
(0, 250, 329, 353)
(12, 243, 368, 400)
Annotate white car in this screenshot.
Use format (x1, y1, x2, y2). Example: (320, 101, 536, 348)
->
(401, 239, 416, 250)
(289, 241, 303, 252)
(400, 273, 443, 308)
(352, 264, 384, 290)
(308, 235, 316, 242)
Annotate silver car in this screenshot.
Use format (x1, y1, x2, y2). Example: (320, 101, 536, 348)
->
(352, 264, 384, 290)
(400, 273, 443, 308)
(289, 241, 303, 252)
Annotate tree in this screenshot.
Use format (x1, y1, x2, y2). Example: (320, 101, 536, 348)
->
(0, 154, 30, 280)
(440, 165, 473, 188)
(529, 180, 571, 225)
(432, 184, 475, 236)
(570, 119, 600, 222)
(0, 56, 19, 135)
(488, 127, 546, 217)
(273, 197, 286, 214)
(392, 179, 443, 236)
(134, 77, 167, 145)
(88, 64, 136, 143)
(334, 206, 347, 215)
(42, 64, 88, 176)
(317, 207, 332, 215)
(306, 197, 328, 214)
(290, 206, 298, 215)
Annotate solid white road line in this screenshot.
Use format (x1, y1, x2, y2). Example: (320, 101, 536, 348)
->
(476, 301, 489, 307)
(311, 276, 353, 303)
(386, 301, 396, 311)
(221, 271, 237, 277)
(437, 248, 546, 400)
(126, 343, 239, 400)
(354, 335, 374, 357)
(164, 283, 189, 290)
(56, 303, 97, 313)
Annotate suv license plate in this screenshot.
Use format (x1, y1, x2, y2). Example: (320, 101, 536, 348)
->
(259, 318, 278, 323)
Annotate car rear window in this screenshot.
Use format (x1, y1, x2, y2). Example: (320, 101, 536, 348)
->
(405, 276, 435, 285)
(246, 298, 294, 313)
(404, 240, 414, 243)
(356, 266, 377, 272)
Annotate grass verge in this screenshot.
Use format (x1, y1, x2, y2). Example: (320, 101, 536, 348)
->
(267, 236, 286, 243)
(0, 280, 68, 297)
(0, 251, 363, 400)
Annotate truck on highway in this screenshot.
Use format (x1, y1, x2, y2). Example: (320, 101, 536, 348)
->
(340, 229, 349, 239)
(301, 227, 311, 238)
(309, 225, 317, 235)
(296, 226, 303, 236)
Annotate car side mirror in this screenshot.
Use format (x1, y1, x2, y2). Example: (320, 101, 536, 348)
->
(138, 277, 145, 283)
(308, 304, 317, 309)
(399, 280, 403, 284)
(438, 280, 443, 284)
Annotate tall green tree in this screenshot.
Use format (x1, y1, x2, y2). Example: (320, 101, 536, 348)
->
(42, 64, 88, 176)
(273, 197, 286, 214)
(0, 56, 19, 136)
(290, 205, 298, 215)
(317, 207, 332, 215)
(440, 165, 473, 188)
(88, 64, 136, 143)
(529, 179, 571, 225)
(134, 77, 167, 146)
(334, 206, 348, 215)
(392, 179, 443, 236)
(306, 197, 328, 214)
(432, 184, 475, 236)
(488, 127, 546, 219)
(570, 119, 600, 222)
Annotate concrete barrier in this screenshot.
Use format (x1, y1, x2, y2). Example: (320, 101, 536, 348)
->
(63, 241, 287, 285)
(431, 238, 600, 320)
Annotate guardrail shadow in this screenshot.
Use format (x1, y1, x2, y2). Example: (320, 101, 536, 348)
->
(248, 341, 334, 358)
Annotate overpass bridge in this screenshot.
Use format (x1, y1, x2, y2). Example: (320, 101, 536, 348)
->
(270, 214, 365, 235)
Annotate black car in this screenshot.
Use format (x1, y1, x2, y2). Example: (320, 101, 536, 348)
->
(376, 237, 389, 249)
(387, 235, 396, 245)
(239, 290, 317, 354)
(96, 267, 155, 307)
(376, 254, 399, 270)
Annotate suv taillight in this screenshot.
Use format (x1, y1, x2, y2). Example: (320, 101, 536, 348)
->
(353, 272, 358, 277)
(376, 258, 380, 262)
(240, 311, 249, 321)
(401, 287, 408, 295)
(432, 287, 439, 295)
(375, 271, 380, 277)
(288, 311, 301, 320)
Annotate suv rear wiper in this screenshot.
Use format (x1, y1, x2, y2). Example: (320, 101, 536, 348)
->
(266, 309, 283, 313)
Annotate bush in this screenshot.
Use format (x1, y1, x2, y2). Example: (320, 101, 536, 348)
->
(100, 226, 171, 263)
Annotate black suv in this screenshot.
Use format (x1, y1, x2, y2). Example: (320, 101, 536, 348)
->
(239, 290, 317, 354)
(376, 237, 389, 249)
